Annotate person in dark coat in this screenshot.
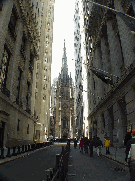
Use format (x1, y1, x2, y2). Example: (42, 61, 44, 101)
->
(84, 137, 89, 154)
(89, 138, 94, 157)
(74, 138, 77, 148)
(124, 132, 132, 162)
(67, 139, 70, 149)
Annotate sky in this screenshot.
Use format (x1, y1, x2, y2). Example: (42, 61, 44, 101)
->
(51, 0, 75, 85)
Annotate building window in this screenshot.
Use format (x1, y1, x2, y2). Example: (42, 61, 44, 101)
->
(44, 66, 47, 71)
(17, 119, 20, 131)
(93, 78, 95, 90)
(45, 58, 48, 63)
(102, 113, 105, 128)
(36, 73, 38, 78)
(0, 45, 11, 90)
(43, 94, 46, 100)
(27, 124, 29, 134)
(37, 63, 39, 69)
(20, 32, 26, 60)
(43, 85, 46, 90)
(44, 75, 47, 81)
(8, 6, 18, 41)
(35, 92, 37, 99)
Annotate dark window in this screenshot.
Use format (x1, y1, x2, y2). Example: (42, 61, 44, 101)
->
(93, 78, 95, 90)
(17, 119, 20, 131)
(8, 6, 18, 41)
(27, 124, 29, 134)
(102, 113, 105, 128)
(0, 45, 11, 90)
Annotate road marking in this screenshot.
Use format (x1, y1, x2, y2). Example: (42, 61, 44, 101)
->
(67, 173, 76, 176)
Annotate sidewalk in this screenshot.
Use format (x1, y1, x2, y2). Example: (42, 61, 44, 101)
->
(0, 145, 53, 165)
(93, 146, 128, 166)
(66, 146, 130, 181)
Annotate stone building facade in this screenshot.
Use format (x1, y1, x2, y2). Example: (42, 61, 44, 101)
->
(83, 0, 135, 147)
(50, 78, 58, 138)
(33, 0, 55, 142)
(74, 0, 84, 139)
(55, 40, 75, 139)
(0, 0, 54, 148)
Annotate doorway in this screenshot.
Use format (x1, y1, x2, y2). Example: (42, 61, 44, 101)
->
(0, 121, 5, 148)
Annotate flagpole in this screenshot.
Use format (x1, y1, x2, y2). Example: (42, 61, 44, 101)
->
(83, 62, 119, 78)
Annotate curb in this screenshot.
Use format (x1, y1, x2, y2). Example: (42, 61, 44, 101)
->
(0, 145, 53, 165)
(101, 154, 129, 167)
(93, 150, 128, 168)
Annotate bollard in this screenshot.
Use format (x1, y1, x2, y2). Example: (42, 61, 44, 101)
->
(50, 170, 53, 179)
(25, 145, 28, 152)
(6, 147, 11, 157)
(0, 148, 5, 159)
(47, 174, 50, 181)
(12, 146, 17, 156)
(28, 144, 30, 151)
(56, 154, 60, 169)
(22, 145, 25, 153)
(62, 146, 64, 154)
(17, 146, 21, 154)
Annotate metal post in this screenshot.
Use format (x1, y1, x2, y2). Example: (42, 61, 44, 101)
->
(17, 146, 21, 154)
(62, 146, 64, 154)
(6, 147, 11, 157)
(56, 154, 60, 169)
(12, 146, 17, 156)
(1, 148, 5, 158)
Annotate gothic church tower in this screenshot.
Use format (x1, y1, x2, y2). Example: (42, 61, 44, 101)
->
(55, 40, 74, 139)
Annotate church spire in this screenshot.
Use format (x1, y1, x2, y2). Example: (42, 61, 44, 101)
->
(63, 39, 67, 59)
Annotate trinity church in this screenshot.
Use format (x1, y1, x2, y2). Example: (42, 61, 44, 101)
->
(55, 40, 75, 139)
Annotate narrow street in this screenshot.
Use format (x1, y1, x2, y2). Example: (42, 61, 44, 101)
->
(0, 143, 130, 181)
(0, 144, 64, 181)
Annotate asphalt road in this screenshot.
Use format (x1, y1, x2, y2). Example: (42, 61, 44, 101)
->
(0, 143, 131, 181)
(0, 144, 64, 181)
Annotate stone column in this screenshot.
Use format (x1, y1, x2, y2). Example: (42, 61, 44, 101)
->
(107, 19, 122, 78)
(114, 0, 135, 67)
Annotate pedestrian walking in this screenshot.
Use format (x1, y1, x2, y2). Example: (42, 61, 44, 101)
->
(84, 137, 89, 154)
(95, 137, 103, 157)
(124, 132, 132, 162)
(127, 129, 135, 181)
(89, 137, 94, 157)
(67, 139, 70, 149)
(104, 137, 111, 154)
(79, 138, 84, 154)
(74, 138, 77, 149)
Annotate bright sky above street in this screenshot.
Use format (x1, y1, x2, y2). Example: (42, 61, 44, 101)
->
(51, 0, 75, 85)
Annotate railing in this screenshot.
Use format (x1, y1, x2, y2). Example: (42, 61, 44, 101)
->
(46, 145, 70, 181)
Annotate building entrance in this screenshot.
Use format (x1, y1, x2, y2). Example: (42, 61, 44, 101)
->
(0, 121, 5, 148)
